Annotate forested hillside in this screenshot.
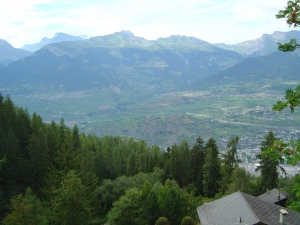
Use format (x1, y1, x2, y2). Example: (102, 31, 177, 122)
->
(0, 94, 297, 225)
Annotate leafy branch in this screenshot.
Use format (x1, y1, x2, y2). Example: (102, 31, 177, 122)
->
(262, 139, 300, 166)
(276, 0, 300, 27)
(278, 38, 300, 52)
(276, 1, 300, 52)
(273, 86, 300, 113)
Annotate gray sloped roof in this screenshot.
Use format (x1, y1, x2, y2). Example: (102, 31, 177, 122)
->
(197, 191, 300, 225)
(242, 192, 300, 225)
(197, 191, 260, 225)
(257, 188, 287, 204)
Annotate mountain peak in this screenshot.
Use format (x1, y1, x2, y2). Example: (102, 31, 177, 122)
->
(87, 30, 149, 47)
(120, 30, 135, 37)
(215, 30, 300, 57)
(53, 32, 65, 38)
(0, 39, 12, 47)
(156, 35, 216, 52)
(0, 39, 31, 68)
(158, 35, 206, 43)
(22, 32, 86, 52)
(53, 32, 76, 40)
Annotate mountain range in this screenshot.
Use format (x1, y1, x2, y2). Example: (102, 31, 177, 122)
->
(2, 30, 300, 69)
(0, 30, 244, 93)
(1, 30, 300, 148)
(22, 32, 89, 52)
(215, 30, 300, 57)
(0, 39, 31, 68)
(194, 49, 300, 91)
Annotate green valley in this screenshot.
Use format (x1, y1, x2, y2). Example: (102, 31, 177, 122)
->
(1, 32, 300, 150)
(9, 78, 300, 150)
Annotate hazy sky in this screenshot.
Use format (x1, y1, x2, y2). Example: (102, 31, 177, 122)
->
(0, 0, 296, 48)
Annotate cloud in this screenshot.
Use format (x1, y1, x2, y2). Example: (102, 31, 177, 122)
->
(0, 0, 296, 47)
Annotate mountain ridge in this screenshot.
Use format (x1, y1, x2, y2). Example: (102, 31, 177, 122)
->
(189, 49, 300, 95)
(0, 39, 31, 68)
(214, 30, 300, 57)
(22, 32, 88, 52)
(1, 30, 300, 148)
(0, 31, 244, 93)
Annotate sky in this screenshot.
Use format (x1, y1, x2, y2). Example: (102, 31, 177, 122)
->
(0, 0, 296, 48)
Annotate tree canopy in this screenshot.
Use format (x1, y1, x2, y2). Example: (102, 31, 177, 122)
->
(261, 0, 300, 213)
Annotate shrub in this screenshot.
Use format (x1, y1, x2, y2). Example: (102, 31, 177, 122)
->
(155, 217, 170, 225)
(181, 216, 195, 225)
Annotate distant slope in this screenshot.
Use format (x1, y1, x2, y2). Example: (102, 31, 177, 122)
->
(0, 31, 244, 94)
(215, 30, 300, 57)
(22, 32, 87, 52)
(1, 32, 300, 149)
(0, 39, 31, 68)
(192, 50, 300, 92)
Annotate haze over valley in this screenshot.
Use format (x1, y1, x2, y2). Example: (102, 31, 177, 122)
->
(1, 30, 300, 154)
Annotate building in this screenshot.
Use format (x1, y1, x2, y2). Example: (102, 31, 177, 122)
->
(197, 191, 300, 225)
(257, 188, 288, 207)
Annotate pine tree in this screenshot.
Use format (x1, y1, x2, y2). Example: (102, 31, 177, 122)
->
(77, 143, 99, 215)
(0, 157, 7, 217)
(141, 190, 160, 225)
(0, 96, 28, 216)
(27, 128, 50, 196)
(256, 131, 279, 194)
(44, 142, 80, 200)
(126, 152, 137, 176)
(45, 121, 60, 166)
(15, 108, 32, 153)
(191, 136, 206, 196)
(226, 135, 239, 168)
(205, 138, 219, 159)
(107, 187, 141, 225)
(1, 188, 48, 225)
(156, 180, 187, 225)
(71, 124, 81, 152)
(202, 138, 222, 198)
(228, 167, 252, 194)
(177, 140, 192, 187)
(221, 136, 239, 193)
(159, 187, 184, 225)
(50, 170, 91, 225)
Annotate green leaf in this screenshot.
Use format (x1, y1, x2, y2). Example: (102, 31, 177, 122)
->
(272, 86, 300, 112)
(277, 39, 300, 52)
